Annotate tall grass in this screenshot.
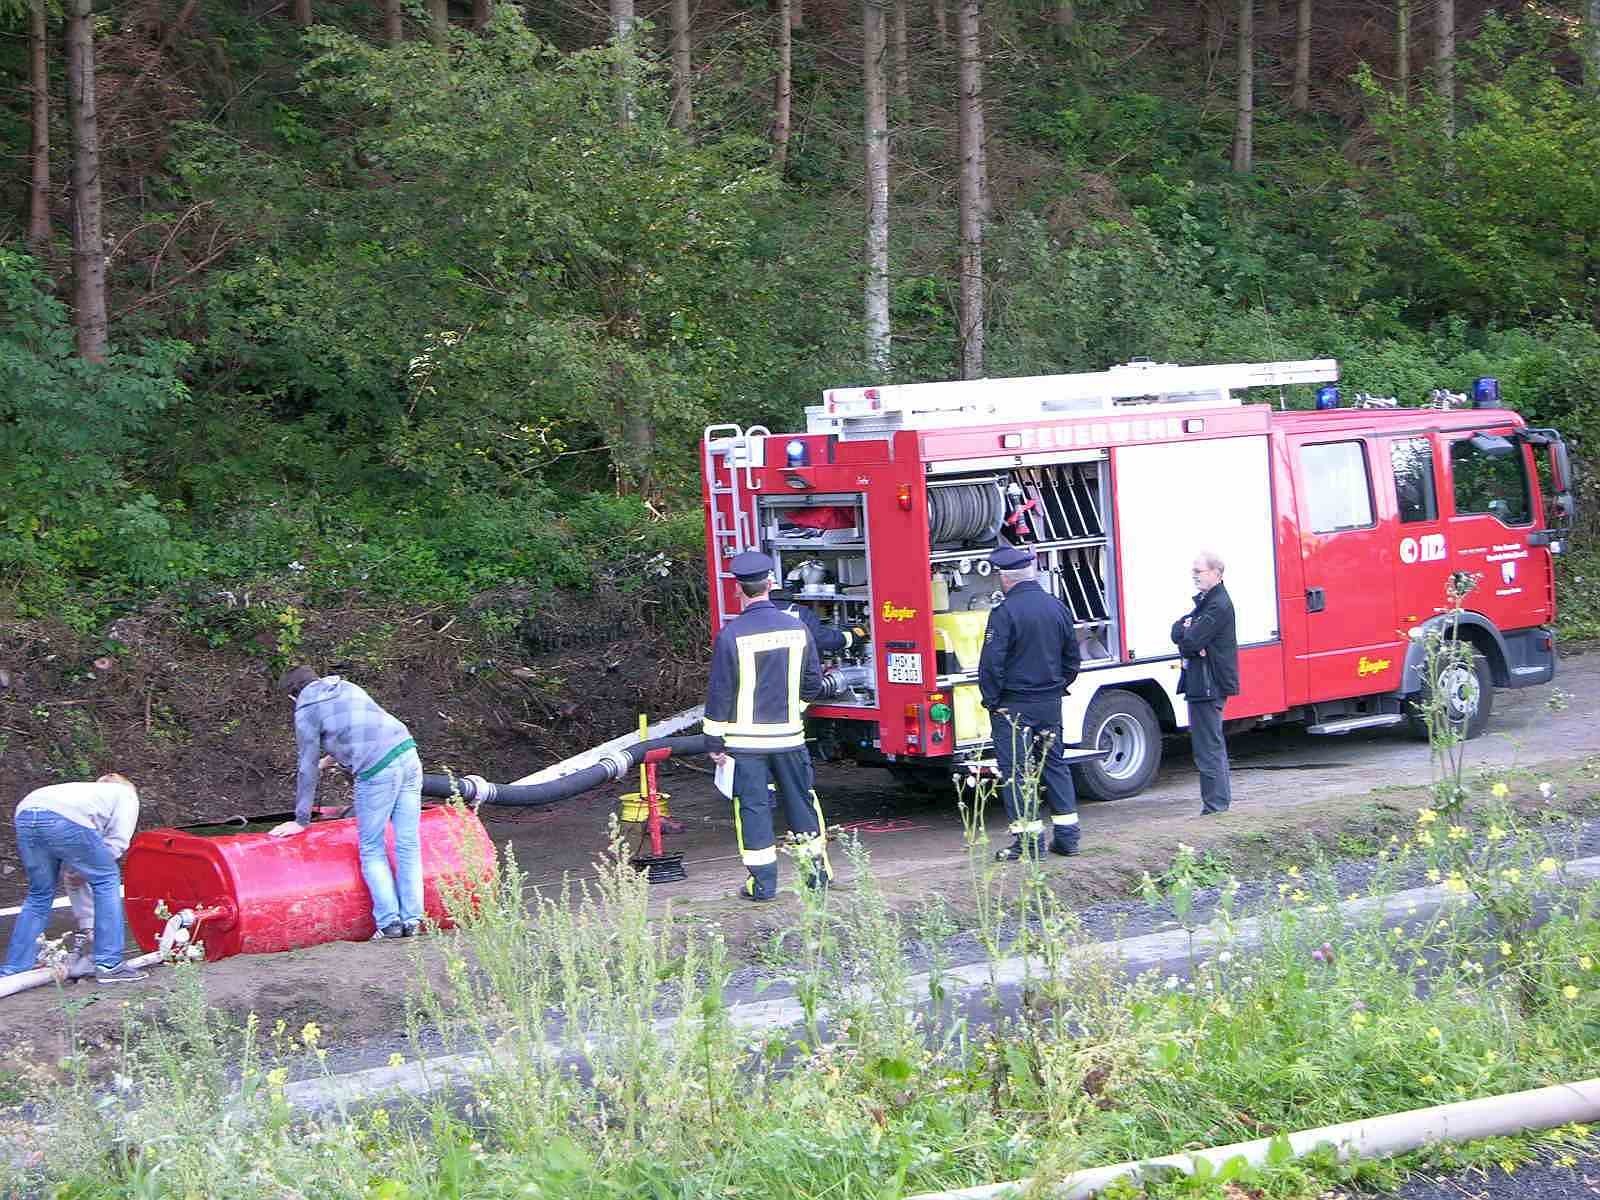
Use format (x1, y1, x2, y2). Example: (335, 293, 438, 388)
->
(7, 786, 1600, 1199)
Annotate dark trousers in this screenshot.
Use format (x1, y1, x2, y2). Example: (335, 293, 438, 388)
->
(1188, 699, 1232, 813)
(731, 748, 829, 898)
(991, 701, 1079, 846)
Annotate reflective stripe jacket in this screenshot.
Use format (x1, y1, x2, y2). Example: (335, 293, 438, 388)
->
(978, 580, 1081, 709)
(704, 599, 823, 752)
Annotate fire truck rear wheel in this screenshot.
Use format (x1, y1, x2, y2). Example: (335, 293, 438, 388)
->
(1407, 649, 1494, 741)
(1073, 689, 1162, 802)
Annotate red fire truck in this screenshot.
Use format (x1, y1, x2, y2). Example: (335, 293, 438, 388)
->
(700, 360, 1574, 799)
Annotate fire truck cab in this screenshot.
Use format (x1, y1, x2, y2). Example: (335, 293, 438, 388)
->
(700, 360, 1574, 800)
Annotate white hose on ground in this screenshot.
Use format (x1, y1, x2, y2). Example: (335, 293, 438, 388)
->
(0, 948, 168, 1000)
(905, 1077, 1600, 1200)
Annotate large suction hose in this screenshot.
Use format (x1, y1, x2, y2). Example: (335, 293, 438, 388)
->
(422, 734, 714, 808)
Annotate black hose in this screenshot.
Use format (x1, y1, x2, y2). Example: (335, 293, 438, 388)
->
(421, 733, 715, 808)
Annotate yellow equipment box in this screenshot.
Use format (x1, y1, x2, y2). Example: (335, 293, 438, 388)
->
(932, 609, 991, 673)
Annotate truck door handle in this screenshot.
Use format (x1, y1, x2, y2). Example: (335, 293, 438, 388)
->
(1306, 587, 1326, 613)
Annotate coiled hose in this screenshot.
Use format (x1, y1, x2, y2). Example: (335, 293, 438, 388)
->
(421, 734, 713, 809)
(928, 482, 1003, 544)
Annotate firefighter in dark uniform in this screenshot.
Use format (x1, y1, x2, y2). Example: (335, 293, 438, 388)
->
(704, 551, 832, 901)
(977, 544, 1083, 860)
(773, 594, 869, 657)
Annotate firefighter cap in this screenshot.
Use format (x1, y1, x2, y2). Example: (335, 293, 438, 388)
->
(989, 544, 1035, 570)
(730, 550, 777, 582)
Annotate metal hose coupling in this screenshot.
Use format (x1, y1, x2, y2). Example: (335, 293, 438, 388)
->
(598, 749, 635, 780)
(461, 775, 495, 808)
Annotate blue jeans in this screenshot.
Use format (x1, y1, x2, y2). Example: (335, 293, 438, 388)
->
(355, 748, 424, 929)
(3, 810, 125, 974)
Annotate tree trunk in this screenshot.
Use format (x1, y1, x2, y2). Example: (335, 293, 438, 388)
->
(669, 0, 693, 129)
(1396, 0, 1409, 98)
(863, 0, 891, 374)
(1291, 0, 1310, 111)
(65, 0, 107, 362)
(384, 0, 404, 44)
(933, 0, 947, 50)
(1262, 0, 1278, 26)
(892, 0, 909, 108)
(774, 0, 793, 170)
(1435, 0, 1454, 136)
(472, 0, 492, 28)
(611, 0, 636, 126)
(1231, 0, 1252, 172)
(292, 0, 312, 25)
(791, 0, 803, 29)
(1203, 0, 1227, 65)
(28, 0, 51, 253)
(1440, 0, 1452, 136)
(1586, 0, 1599, 91)
(956, 0, 985, 379)
(1052, 0, 1073, 44)
(426, 0, 448, 45)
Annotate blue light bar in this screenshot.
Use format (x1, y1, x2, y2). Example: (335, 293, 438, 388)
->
(1315, 386, 1341, 410)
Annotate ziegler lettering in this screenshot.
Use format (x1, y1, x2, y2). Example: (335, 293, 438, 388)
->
(1357, 655, 1392, 677)
(881, 602, 917, 622)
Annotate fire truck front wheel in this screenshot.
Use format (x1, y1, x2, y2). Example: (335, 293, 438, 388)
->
(1406, 649, 1494, 742)
(1073, 689, 1162, 802)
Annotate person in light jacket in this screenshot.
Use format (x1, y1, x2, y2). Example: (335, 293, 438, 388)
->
(2, 774, 145, 983)
(1171, 551, 1239, 815)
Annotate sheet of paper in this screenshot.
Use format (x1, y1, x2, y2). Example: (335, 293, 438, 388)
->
(714, 755, 735, 800)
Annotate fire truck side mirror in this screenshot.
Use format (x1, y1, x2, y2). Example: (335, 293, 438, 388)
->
(1551, 440, 1572, 494)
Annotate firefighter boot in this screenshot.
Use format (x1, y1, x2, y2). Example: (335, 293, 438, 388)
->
(1050, 826, 1081, 857)
(740, 863, 780, 902)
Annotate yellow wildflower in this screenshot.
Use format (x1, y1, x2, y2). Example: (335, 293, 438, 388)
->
(1291, 889, 1309, 903)
(1490, 782, 1510, 798)
(1419, 1073, 1437, 1086)
(1347, 893, 1360, 902)
(1486, 824, 1507, 842)
(300, 1021, 322, 1048)
(1350, 1010, 1369, 1029)
(1416, 808, 1438, 825)
(266, 1067, 288, 1089)
(1392, 926, 1404, 938)
(1580, 957, 1593, 971)
(1500, 867, 1522, 884)
(1564, 985, 1581, 1001)
(1416, 830, 1435, 848)
(1500, 941, 1514, 956)
(1447, 825, 1469, 841)
(1286, 864, 1302, 879)
(1426, 868, 1442, 883)
(1426, 1026, 1441, 1040)
(1444, 874, 1469, 895)
(1538, 857, 1559, 874)
(388, 1053, 406, 1068)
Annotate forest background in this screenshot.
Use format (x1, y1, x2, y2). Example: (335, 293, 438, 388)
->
(2, 0, 1600, 819)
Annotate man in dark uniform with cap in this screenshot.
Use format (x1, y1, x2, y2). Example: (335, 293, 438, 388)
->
(978, 544, 1083, 860)
(704, 550, 832, 900)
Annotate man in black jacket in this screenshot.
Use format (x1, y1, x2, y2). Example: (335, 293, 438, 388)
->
(978, 544, 1083, 860)
(704, 551, 830, 900)
(1171, 551, 1240, 815)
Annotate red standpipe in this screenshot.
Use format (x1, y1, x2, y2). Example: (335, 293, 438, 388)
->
(123, 804, 494, 961)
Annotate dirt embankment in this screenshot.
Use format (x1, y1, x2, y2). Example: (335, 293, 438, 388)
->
(0, 578, 709, 874)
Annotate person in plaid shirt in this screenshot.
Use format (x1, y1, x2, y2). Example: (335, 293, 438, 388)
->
(270, 667, 424, 939)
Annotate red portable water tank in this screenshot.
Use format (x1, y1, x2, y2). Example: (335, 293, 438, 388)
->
(122, 804, 495, 961)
